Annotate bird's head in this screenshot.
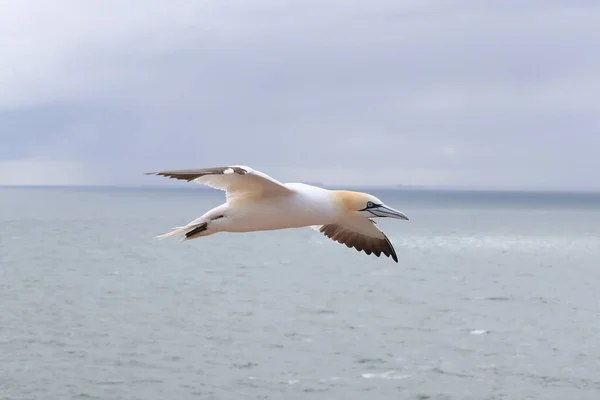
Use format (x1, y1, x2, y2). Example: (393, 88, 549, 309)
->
(333, 191, 409, 221)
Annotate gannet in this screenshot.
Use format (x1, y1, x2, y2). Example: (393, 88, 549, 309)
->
(146, 165, 409, 262)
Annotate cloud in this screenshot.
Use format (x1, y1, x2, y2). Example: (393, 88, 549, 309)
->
(1, 1, 600, 189)
(0, 159, 85, 185)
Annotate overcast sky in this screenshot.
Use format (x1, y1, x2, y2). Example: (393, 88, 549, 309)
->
(1, 0, 599, 189)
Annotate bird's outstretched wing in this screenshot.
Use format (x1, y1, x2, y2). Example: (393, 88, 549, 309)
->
(145, 165, 292, 203)
(312, 218, 398, 262)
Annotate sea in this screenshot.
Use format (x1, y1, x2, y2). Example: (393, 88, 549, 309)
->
(1, 186, 600, 400)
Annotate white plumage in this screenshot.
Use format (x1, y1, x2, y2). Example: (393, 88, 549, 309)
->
(146, 165, 409, 263)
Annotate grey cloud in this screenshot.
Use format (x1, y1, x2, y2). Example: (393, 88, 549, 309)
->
(1, 1, 600, 189)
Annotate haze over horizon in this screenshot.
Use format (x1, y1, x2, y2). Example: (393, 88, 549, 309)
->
(2, 1, 599, 190)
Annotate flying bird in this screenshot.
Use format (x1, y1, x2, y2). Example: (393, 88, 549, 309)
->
(145, 165, 409, 262)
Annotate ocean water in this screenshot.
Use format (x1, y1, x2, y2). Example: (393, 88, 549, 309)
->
(1, 186, 600, 400)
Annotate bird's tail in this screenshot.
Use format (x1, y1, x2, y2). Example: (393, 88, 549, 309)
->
(155, 222, 209, 241)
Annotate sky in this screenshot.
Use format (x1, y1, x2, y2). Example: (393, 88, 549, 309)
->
(1, 0, 599, 190)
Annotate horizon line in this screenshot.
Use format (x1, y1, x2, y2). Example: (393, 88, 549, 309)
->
(1, 184, 600, 194)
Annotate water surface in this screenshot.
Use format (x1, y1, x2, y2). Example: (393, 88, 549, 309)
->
(1, 187, 600, 399)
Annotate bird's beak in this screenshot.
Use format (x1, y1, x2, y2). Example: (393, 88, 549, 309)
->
(371, 204, 409, 220)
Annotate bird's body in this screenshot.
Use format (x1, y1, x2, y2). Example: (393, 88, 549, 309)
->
(146, 165, 409, 262)
(194, 183, 336, 234)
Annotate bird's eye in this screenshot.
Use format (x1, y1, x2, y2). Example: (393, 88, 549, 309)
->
(367, 201, 374, 208)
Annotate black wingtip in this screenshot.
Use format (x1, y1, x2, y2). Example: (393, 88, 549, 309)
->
(383, 234, 398, 263)
(185, 222, 208, 239)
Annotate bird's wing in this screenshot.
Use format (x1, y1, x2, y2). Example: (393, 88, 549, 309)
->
(312, 218, 398, 262)
(145, 165, 292, 202)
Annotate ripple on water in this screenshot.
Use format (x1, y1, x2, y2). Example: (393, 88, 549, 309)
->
(361, 370, 411, 380)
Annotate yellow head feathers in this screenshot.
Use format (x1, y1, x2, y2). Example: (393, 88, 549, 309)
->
(332, 190, 381, 213)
